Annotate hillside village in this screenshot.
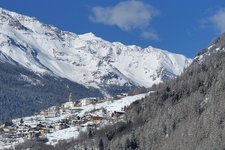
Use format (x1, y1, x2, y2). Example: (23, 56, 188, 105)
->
(0, 92, 148, 149)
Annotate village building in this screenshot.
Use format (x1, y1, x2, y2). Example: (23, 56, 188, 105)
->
(61, 93, 76, 109)
(121, 93, 128, 97)
(79, 97, 96, 106)
(2, 127, 10, 133)
(47, 125, 55, 133)
(116, 94, 124, 99)
(0, 124, 4, 129)
(2, 124, 17, 134)
(35, 123, 48, 136)
(16, 125, 30, 138)
(63, 101, 75, 109)
(0, 89, 133, 147)
(90, 115, 103, 121)
(44, 111, 59, 118)
(54, 123, 62, 130)
(66, 107, 83, 114)
(55, 123, 69, 130)
(27, 128, 40, 139)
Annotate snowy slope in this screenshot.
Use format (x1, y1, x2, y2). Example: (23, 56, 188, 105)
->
(0, 8, 192, 93)
(0, 93, 149, 149)
(45, 93, 148, 145)
(21, 93, 148, 146)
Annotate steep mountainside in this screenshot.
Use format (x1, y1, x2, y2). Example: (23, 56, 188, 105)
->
(0, 62, 102, 123)
(0, 8, 191, 94)
(0, 8, 191, 123)
(63, 33, 225, 150)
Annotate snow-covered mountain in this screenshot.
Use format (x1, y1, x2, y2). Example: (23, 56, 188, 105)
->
(0, 8, 192, 94)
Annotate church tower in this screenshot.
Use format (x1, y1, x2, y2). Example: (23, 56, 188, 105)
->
(68, 93, 73, 102)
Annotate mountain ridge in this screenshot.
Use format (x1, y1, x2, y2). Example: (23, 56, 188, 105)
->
(0, 8, 192, 95)
(73, 32, 225, 150)
(0, 8, 192, 123)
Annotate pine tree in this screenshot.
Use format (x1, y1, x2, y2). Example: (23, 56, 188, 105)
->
(99, 139, 104, 150)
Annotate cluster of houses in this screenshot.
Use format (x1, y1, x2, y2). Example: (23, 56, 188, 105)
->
(0, 93, 127, 142)
(0, 119, 50, 140)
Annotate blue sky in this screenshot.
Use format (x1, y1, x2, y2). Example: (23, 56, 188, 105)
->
(1, 0, 225, 58)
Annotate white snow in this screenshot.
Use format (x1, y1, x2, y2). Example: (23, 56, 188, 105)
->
(0, 135, 24, 150)
(46, 127, 80, 145)
(0, 92, 149, 148)
(208, 44, 214, 50)
(45, 93, 148, 145)
(19, 74, 41, 85)
(0, 8, 192, 93)
(78, 93, 147, 117)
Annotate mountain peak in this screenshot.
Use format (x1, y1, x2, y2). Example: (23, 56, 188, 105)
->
(0, 7, 29, 20)
(78, 32, 101, 41)
(0, 8, 192, 95)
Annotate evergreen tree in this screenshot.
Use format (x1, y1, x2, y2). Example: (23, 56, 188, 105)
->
(20, 118, 24, 124)
(99, 139, 104, 150)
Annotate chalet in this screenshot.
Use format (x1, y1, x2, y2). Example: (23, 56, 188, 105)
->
(54, 123, 61, 130)
(29, 123, 37, 129)
(90, 115, 103, 121)
(16, 125, 30, 138)
(39, 128, 48, 136)
(83, 115, 92, 120)
(106, 97, 113, 101)
(3, 124, 16, 133)
(61, 118, 70, 124)
(65, 107, 83, 114)
(115, 93, 128, 99)
(44, 111, 59, 118)
(47, 125, 54, 133)
(82, 115, 103, 123)
(59, 123, 69, 130)
(73, 100, 80, 107)
(116, 94, 124, 99)
(28, 128, 40, 139)
(3, 127, 10, 132)
(54, 119, 70, 130)
(63, 101, 75, 109)
(0, 124, 4, 129)
(40, 110, 47, 116)
(79, 98, 96, 106)
(71, 119, 83, 126)
(80, 121, 94, 128)
(121, 93, 128, 96)
(36, 123, 48, 136)
(44, 106, 60, 114)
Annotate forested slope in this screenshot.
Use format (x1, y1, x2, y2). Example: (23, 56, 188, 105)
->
(60, 33, 225, 150)
(0, 62, 102, 123)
